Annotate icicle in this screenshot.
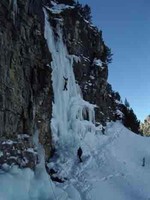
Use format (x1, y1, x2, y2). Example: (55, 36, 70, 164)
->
(9, 0, 18, 23)
(13, 0, 18, 13)
(33, 128, 45, 170)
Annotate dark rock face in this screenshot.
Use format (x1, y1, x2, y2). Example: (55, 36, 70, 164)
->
(0, 0, 53, 169)
(0, 0, 121, 169)
(52, 5, 118, 125)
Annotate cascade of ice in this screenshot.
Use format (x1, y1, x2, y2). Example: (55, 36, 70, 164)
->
(44, 9, 98, 157)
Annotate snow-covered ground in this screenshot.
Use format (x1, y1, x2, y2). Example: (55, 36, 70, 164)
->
(1, 6, 150, 200)
(66, 121, 150, 200)
(1, 122, 150, 200)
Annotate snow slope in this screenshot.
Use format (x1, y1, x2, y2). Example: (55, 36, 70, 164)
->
(1, 121, 150, 200)
(63, 121, 150, 200)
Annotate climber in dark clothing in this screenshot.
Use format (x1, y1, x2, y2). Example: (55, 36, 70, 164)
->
(63, 76, 68, 91)
(77, 147, 83, 162)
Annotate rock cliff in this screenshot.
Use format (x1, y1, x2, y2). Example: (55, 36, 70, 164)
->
(0, 0, 53, 169)
(0, 0, 124, 169)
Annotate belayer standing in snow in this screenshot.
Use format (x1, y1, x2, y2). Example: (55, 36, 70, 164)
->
(63, 76, 68, 91)
(77, 147, 83, 162)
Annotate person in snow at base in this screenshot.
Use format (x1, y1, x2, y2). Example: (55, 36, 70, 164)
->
(63, 76, 68, 91)
(77, 147, 83, 162)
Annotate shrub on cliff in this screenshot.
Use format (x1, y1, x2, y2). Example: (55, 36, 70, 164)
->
(75, 2, 92, 22)
(101, 45, 113, 64)
(56, 0, 75, 6)
(82, 4, 92, 22)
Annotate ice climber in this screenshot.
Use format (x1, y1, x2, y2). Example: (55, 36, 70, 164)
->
(63, 76, 68, 91)
(77, 147, 83, 162)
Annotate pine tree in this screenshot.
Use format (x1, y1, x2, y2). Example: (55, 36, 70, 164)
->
(140, 115, 150, 136)
(75, 3, 92, 22)
(124, 98, 130, 108)
(121, 105, 140, 134)
(55, 0, 75, 6)
(114, 92, 121, 101)
(82, 4, 92, 22)
(101, 45, 113, 64)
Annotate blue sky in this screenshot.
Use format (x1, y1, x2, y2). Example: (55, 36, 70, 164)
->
(80, 0, 150, 122)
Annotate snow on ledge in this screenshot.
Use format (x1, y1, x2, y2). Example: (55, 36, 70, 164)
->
(45, 3, 74, 14)
(115, 99, 122, 105)
(93, 58, 104, 68)
(116, 109, 124, 118)
(2, 140, 16, 145)
(67, 55, 81, 63)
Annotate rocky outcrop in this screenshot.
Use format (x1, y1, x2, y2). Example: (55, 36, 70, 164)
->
(0, 0, 53, 169)
(46, 1, 117, 126)
(0, 0, 123, 169)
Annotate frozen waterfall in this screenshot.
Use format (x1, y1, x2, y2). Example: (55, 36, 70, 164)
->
(44, 9, 98, 157)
